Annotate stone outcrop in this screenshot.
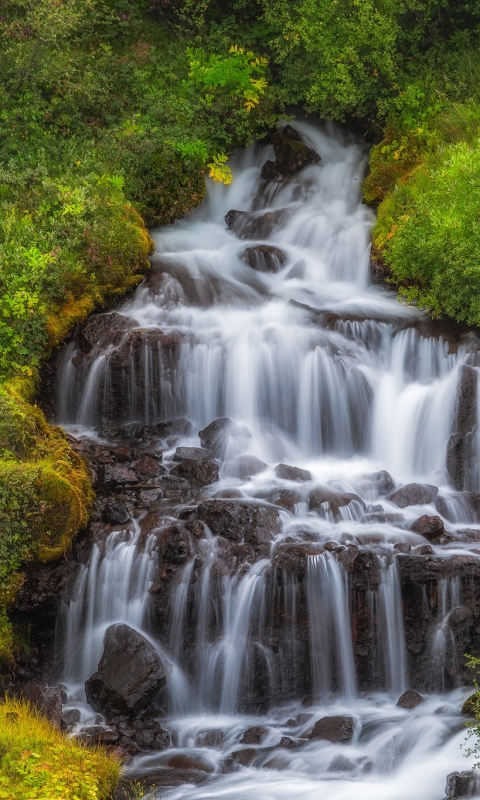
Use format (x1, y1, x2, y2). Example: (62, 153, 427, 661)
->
(387, 483, 438, 508)
(241, 245, 287, 272)
(310, 716, 354, 743)
(260, 125, 321, 181)
(85, 624, 167, 720)
(447, 365, 478, 491)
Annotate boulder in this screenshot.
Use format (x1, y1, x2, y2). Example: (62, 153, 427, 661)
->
(197, 500, 280, 549)
(85, 624, 167, 720)
(275, 463, 312, 482)
(278, 736, 296, 748)
(78, 312, 134, 354)
(223, 455, 268, 479)
(387, 483, 438, 508)
(240, 726, 268, 745)
(224, 209, 287, 240)
(461, 692, 480, 716)
(135, 455, 162, 478)
(198, 418, 252, 459)
(396, 689, 425, 709)
(309, 487, 364, 515)
(132, 720, 170, 751)
(225, 748, 257, 768)
(310, 716, 354, 744)
(62, 708, 81, 727)
(447, 365, 478, 490)
(103, 502, 131, 525)
(20, 685, 63, 729)
(410, 515, 446, 542)
(260, 126, 321, 179)
(364, 470, 395, 495)
(241, 245, 287, 273)
(170, 458, 219, 486)
(255, 487, 302, 510)
(444, 770, 476, 798)
(173, 447, 211, 462)
(103, 465, 139, 489)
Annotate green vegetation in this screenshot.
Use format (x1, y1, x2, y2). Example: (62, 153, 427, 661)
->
(1, 0, 480, 794)
(0, 697, 119, 799)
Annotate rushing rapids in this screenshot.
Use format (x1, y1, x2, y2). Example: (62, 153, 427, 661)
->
(53, 123, 480, 798)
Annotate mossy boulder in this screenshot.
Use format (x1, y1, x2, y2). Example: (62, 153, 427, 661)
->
(0, 381, 93, 664)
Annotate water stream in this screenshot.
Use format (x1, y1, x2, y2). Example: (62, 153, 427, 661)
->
(55, 122, 480, 798)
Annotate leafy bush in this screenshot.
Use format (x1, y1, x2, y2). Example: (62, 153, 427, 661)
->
(0, 697, 119, 800)
(373, 123, 480, 325)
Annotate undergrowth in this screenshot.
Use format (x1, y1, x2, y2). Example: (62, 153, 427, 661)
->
(0, 698, 119, 800)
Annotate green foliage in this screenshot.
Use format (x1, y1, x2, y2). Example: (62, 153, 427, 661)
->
(0, 697, 119, 799)
(259, 0, 477, 120)
(376, 134, 480, 324)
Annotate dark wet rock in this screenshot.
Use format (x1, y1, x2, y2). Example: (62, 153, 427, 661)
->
(275, 463, 312, 482)
(444, 770, 476, 798)
(261, 127, 321, 180)
(132, 720, 170, 750)
(410, 515, 446, 542)
(135, 454, 162, 478)
(436, 493, 480, 523)
(225, 209, 288, 240)
(20, 685, 63, 729)
(309, 486, 365, 515)
(387, 483, 438, 508)
(158, 525, 191, 569)
(241, 245, 287, 273)
(273, 543, 319, 581)
(447, 365, 478, 491)
(138, 418, 193, 441)
(278, 736, 296, 748)
(255, 487, 302, 510)
(198, 417, 252, 458)
(197, 500, 280, 550)
(461, 692, 480, 716)
(173, 447, 211, 462)
(103, 464, 139, 489)
(394, 542, 411, 554)
(164, 754, 214, 773)
(310, 716, 354, 743)
(170, 458, 219, 486)
(223, 454, 268, 479)
(103, 501, 131, 525)
(80, 725, 120, 745)
(196, 729, 224, 747)
(62, 708, 81, 727)
(413, 544, 435, 555)
(85, 623, 167, 720)
(364, 470, 395, 495)
(240, 726, 268, 745)
(396, 690, 425, 709)
(225, 748, 257, 768)
(78, 312, 134, 354)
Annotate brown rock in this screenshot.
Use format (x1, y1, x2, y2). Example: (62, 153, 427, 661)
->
(241, 245, 287, 273)
(396, 689, 425, 709)
(240, 726, 268, 745)
(275, 463, 312, 482)
(170, 458, 219, 486)
(310, 716, 354, 744)
(388, 483, 438, 508)
(410, 515, 445, 542)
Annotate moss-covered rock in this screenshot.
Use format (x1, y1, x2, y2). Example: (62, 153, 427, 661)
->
(0, 381, 93, 665)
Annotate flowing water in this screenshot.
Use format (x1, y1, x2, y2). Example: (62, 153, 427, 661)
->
(56, 122, 480, 798)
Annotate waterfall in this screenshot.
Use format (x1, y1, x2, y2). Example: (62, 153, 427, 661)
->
(55, 121, 480, 799)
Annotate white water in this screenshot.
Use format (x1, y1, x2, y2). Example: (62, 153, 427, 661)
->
(57, 122, 480, 798)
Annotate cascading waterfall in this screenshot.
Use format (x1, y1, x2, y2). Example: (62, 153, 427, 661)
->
(55, 122, 480, 799)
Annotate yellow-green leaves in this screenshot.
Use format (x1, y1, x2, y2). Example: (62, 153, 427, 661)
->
(207, 153, 232, 184)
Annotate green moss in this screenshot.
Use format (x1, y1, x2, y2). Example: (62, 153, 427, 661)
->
(0, 382, 93, 665)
